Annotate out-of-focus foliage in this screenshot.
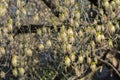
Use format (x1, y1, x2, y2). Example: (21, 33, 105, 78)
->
(0, 0, 120, 80)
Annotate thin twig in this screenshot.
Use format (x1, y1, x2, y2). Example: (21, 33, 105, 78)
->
(94, 54, 120, 77)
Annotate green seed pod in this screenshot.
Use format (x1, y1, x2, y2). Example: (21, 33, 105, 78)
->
(64, 56, 71, 67)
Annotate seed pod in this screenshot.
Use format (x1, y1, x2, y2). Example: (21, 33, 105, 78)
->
(69, 36, 75, 44)
(64, 56, 71, 67)
(87, 57, 91, 65)
(67, 27, 73, 37)
(99, 9, 104, 15)
(64, 0, 70, 6)
(96, 25, 101, 32)
(21, 8, 26, 15)
(12, 68, 18, 77)
(38, 44, 44, 51)
(46, 40, 52, 48)
(66, 44, 72, 53)
(95, 32, 102, 43)
(78, 30, 83, 38)
(61, 43, 67, 53)
(59, 13, 66, 21)
(60, 32, 67, 42)
(74, 66, 80, 76)
(0, 46, 5, 55)
(74, 20, 79, 28)
(70, 53, 75, 62)
(108, 23, 115, 34)
(24, 48, 32, 57)
(69, 18, 74, 26)
(94, 57, 98, 64)
(90, 62, 96, 71)
(75, 11, 80, 20)
(8, 34, 14, 41)
(57, 33, 62, 42)
(108, 39, 113, 47)
(111, 1, 116, 9)
(0, 71, 5, 78)
(3, 27, 8, 34)
(37, 29, 42, 36)
(0, 4, 7, 16)
(101, 34, 105, 40)
(115, 0, 120, 5)
(18, 67, 25, 76)
(78, 55, 83, 63)
(7, 23, 13, 32)
(33, 13, 39, 22)
(103, 0, 109, 9)
(90, 41, 95, 49)
(11, 55, 18, 67)
(42, 27, 47, 34)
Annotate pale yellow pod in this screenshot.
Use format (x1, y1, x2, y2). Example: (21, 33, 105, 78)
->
(38, 44, 44, 51)
(11, 55, 18, 67)
(18, 67, 25, 76)
(24, 48, 32, 57)
(90, 62, 96, 71)
(64, 56, 71, 67)
(0, 46, 5, 55)
(0, 71, 5, 78)
(67, 27, 74, 37)
(12, 68, 18, 77)
(70, 53, 75, 62)
(66, 44, 72, 53)
(87, 57, 91, 65)
(78, 55, 83, 63)
(46, 40, 52, 48)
